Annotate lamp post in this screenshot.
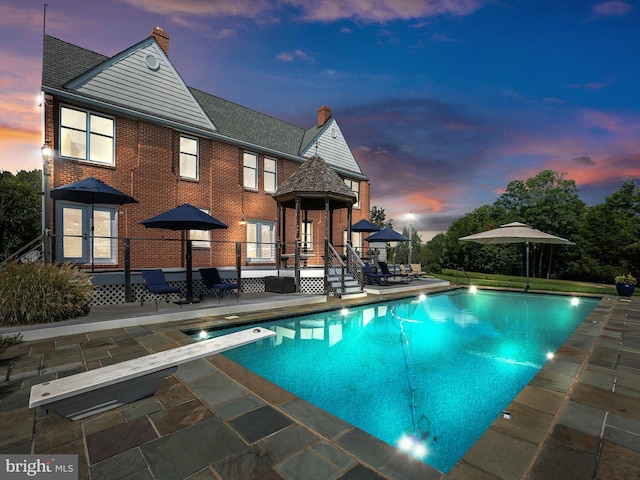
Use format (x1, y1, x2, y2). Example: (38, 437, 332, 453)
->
(41, 141, 53, 263)
(408, 211, 413, 264)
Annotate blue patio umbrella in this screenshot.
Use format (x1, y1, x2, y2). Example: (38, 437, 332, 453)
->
(141, 203, 228, 304)
(50, 177, 138, 205)
(351, 219, 381, 232)
(364, 227, 410, 243)
(51, 177, 138, 271)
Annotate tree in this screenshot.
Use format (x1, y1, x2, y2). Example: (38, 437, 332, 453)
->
(0, 170, 42, 260)
(570, 180, 640, 282)
(370, 206, 393, 229)
(494, 170, 585, 278)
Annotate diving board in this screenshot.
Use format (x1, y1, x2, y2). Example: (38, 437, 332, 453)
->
(29, 327, 275, 420)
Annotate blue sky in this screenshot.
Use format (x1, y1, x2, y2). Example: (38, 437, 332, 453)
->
(1, 0, 639, 238)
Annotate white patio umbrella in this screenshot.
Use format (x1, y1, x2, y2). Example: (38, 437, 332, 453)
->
(459, 222, 575, 291)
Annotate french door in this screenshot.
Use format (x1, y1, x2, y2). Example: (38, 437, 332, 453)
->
(55, 202, 117, 265)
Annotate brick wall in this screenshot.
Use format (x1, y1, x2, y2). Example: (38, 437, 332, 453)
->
(46, 98, 369, 270)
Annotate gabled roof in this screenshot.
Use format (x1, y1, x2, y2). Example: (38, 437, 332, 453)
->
(42, 34, 368, 179)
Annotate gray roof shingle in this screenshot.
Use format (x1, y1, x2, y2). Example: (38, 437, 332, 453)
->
(42, 34, 367, 179)
(273, 155, 357, 209)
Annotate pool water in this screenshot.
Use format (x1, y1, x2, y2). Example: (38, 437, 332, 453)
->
(190, 290, 599, 473)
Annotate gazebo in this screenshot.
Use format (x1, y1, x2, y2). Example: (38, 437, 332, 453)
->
(272, 155, 357, 291)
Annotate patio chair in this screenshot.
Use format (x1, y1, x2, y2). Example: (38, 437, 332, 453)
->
(410, 263, 428, 278)
(379, 262, 409, 283)
(399, 264, 418, 280)
(363, 262, 392, 285)
(199, 268, 239, 303)
(141, 269, 182, 310)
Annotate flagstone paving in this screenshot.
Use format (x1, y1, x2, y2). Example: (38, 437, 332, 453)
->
(0, 290, 638, 479)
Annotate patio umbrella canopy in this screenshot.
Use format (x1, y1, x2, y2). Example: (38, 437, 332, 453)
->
(351, 219, 381, 232)
(51, 177, 138, 271)
(50, 177, 138, 205)
(364, 227, 410, 243)
(141, 203, 228, 303)
(458, 222, 575, 290)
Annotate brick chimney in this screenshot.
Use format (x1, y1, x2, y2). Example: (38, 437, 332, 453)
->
(151, 27, 170, 56)
(318, 105, 332, 127)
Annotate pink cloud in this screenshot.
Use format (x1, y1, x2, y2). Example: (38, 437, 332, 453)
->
(592, 1, 633, 17)
(121, 0, 486, 23)
(276, 49, 314, 62)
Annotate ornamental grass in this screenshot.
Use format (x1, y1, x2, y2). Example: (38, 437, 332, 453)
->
(0, 262, 93, 327)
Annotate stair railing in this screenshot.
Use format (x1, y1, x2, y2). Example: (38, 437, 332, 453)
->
(0, 234, 49, 270)
(345, 243, 365, 291)
(324, 240, 346, 297)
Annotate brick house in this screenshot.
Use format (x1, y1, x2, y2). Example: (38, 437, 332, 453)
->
(41, 27, 370, 274)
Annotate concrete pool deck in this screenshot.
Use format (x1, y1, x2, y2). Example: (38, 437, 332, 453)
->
(0, 286, 639, 479)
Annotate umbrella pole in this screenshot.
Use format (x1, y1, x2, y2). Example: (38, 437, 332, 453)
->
(185, 237, 194, 303)
(91, 205, 95, 272)
(525, 241, 530, 292)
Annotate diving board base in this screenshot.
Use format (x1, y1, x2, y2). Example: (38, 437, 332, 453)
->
(44, 367, 177, 420)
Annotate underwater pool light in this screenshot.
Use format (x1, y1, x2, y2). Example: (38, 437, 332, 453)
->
(546, 352, 554, 360)
(341, 308, 349, 316)
(469, 285, 478, 293)
(418, 293, 426, 301)
(199, 330, 208, 339)
(571, 297, 580, 306)
(397, 434, 428, 459)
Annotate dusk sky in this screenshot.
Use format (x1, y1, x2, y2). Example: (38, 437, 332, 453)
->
(1, 1, 639, 239)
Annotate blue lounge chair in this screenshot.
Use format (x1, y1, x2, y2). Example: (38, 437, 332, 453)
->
(141, 269, 182, 310)
(363, 262, 392, 285)
(199, 268, 239, 303)
(379, 262, 409, 283)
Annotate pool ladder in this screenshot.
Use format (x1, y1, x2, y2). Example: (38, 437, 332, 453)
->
(455, 267, 470, 286)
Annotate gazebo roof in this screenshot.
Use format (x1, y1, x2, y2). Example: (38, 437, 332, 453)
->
(273, 155, 357, 210)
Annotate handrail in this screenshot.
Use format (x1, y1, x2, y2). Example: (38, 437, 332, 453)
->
(0, 234, 47, 269)
(325, 241, 345, 296)
(345, 243, 365, 290)
(455, 266, 470, 285)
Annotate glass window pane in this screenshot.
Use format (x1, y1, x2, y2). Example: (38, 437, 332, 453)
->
(243, 152, 257, 189)
(190, 208, 210, 248)
(181, 137, 197, 155)
(61, 107, 86, 130)
(90, 133, 113, 164)
(246, 223, 257, 258)
(180, 153, 197, 179)
(93, 210, 112, 259)
(90, 114, 113, 136)
(61, 128, 87, 159)
(260, 224, 273, 258)
(62, 207, 83, 258)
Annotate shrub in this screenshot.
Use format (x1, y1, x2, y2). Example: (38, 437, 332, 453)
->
(0, 262, 94, 327)
(0, 333, 23, 352)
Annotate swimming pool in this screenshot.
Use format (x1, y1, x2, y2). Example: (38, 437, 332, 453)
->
(189, 289, 599, 473)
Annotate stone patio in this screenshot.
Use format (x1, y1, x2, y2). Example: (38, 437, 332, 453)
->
(0, 289, 639, 479)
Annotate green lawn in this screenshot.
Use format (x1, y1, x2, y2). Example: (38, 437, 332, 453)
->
(438, 268, 623, 296)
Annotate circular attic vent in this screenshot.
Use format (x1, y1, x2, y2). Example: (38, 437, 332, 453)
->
(145, 54, 160, 71)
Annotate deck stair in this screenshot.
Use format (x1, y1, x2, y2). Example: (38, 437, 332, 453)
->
(327, 267, 365, 299)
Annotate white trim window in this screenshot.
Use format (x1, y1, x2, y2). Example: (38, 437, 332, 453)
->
(180, 136, 198, 180)
(243, 152, 258, 190)
(190, 208, 210, 248)
(302, 220, 313, 252)
(60, 106, 114, 165)
(264, 157, 277, 193)
(344, 178, 360, 208)
(246, 220, 274, 262)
